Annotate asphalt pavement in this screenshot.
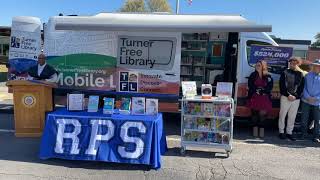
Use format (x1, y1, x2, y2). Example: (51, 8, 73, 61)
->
(0, 112, 320, 180)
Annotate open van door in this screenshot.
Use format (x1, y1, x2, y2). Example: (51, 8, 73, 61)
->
(236, 32, 280, 118)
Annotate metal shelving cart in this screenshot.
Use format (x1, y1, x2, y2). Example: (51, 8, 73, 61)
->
(180, 96, 234, 157)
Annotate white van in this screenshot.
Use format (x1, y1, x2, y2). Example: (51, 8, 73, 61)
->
(9, 13, 282, 118)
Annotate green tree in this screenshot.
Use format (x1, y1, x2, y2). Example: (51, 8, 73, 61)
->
(311, 33, 320, 48)
(120, 0, 146, 12)
(119, 0, 172, 13)
(147, 0, 172, 13)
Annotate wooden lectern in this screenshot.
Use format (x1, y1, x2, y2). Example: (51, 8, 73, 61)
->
(6, 80, 57, 137)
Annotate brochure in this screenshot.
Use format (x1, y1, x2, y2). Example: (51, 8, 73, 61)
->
(87, 96, 99, 112)
(131, 97, 145, 115)
(146, 98, 158, 115)
(103, 98, 114, 114)
(119, 98, 131, 114)
(182, 81, 197, 99)
(67, 93, 84, 111)
(216, 82, 233, 97)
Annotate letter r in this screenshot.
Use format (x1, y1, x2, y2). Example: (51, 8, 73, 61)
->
(54, 118, 81, 155)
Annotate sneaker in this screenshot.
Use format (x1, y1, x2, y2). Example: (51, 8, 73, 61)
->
(286, 134, 296, 141)
(279, 133, 286, 139)
(312, 138, 320, 143)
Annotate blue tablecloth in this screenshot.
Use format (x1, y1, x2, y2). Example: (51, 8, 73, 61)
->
(39, 108, 167, 169)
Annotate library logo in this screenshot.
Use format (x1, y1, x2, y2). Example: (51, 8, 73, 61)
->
(119, 71, 138, 92)
(10, 36, 20, 48)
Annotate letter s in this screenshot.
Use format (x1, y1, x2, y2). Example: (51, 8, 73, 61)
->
(118, 122, 146, 159)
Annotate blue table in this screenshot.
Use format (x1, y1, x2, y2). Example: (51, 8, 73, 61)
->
(39, 108, 167, 169)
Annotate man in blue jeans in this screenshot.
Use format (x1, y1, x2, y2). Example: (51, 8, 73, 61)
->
(301, 59, 320, 142)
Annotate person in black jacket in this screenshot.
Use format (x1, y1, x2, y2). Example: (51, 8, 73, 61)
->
(247, 60, 273, 138)
(278, 57, 304, 141)
(28, 53, 58, 82)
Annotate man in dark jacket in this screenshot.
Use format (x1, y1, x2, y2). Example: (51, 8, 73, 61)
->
(28, 53, 58, 82)
(278, 57, 304, 141)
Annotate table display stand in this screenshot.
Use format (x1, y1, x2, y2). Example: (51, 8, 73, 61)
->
(180, 96, 234, 157)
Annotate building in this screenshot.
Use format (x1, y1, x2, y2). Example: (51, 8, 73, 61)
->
(307, 47, 320, 63)
(272, 37, 311, 61)
(0, 26, 10, 64)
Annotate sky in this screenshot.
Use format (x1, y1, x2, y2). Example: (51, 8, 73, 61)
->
(0, 0, 319, 42)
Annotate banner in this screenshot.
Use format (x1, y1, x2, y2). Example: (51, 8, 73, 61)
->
(39, 109, 166, 169)
(8, 16, 41, 80)
(44, 17, 181, 95)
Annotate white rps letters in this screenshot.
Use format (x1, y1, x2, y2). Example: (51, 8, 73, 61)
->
(118, 122, 146, 159)
(54, 119, 146, 159)
(54, 118, 81, 154)
(85, 119, 115, 155)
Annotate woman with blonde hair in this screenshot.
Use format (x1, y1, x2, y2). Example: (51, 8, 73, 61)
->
(247, 60, 274, 138)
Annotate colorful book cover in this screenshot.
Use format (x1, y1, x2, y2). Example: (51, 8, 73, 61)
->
(202, 103, 214, 116)
(87, 96, 99, 112)
(197, 118, 207, 130)
(216, 82, 233, 97)
(146, 98, 158, 115)
(103, 98, 114, 114)
(119, 98, 131, 114)
(198, 132, 208, 142)
(214, 104, 231, 117)
(67, 93, 84, 111)
(222, 134, 230, 144)
(182, 81, 197, 98)
(208, 133, 215, 143)
(131, 97, 145, 115)
(184, 131, 192, 141)
(191, 132, 199, 141)
(216, 119, 230, 132)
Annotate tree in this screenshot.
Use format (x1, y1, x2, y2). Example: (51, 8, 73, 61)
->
(119, 0, 172, 13)
(311, 32, 320, 48)
(120, 0, 146, 12)
(147, 0, 172, 13)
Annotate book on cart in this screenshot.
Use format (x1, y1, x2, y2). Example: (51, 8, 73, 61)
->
(180, 96, 234, 157)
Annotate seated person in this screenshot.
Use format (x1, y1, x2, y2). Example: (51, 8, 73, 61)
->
(28, 53, 58, 82)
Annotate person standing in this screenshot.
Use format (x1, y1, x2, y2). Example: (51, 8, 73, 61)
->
(300, 59, 320, 142)
(247, 60, 273, 138)
(278, 57, 304, 141)
(28, 53, 58, 82)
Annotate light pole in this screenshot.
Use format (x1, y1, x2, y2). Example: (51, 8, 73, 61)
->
(176, 0, 180, 14)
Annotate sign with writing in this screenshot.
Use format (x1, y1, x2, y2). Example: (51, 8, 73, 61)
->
(249, 45, 293, 65)
(8, 17, 41, 80)
(249, 45, 293, 74)
(117, 36, 176, 70)
(39, 109, 166, 169)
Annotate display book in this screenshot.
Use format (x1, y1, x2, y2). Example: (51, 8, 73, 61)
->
(180, 95, 234, 157)
(67, 94, 158, 116)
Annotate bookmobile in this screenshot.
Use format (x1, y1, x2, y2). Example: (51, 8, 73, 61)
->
(8, 13, 281, 119)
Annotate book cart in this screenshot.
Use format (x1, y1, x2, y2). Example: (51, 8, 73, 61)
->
(180, 96, 234, 157)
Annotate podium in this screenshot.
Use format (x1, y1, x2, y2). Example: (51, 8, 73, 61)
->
(6, 80, 57, 137)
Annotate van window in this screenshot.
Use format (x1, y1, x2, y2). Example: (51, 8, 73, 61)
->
(246, 40, 272, 66)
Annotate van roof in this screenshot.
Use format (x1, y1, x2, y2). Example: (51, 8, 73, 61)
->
(52, 13, 272, 33)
